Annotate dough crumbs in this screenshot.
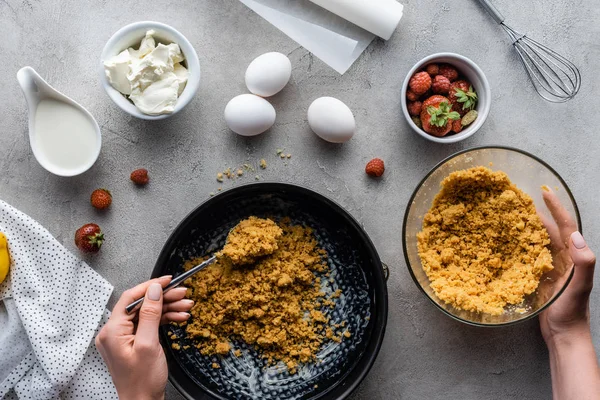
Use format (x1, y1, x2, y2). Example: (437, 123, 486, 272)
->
(217, 217, 283, 265)
(417, 167, 553, 315)
(260, 159, 267, 169)
(184, 217, 335, 374)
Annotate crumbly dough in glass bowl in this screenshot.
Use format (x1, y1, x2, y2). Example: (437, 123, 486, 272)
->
(417, 167, 553, 315)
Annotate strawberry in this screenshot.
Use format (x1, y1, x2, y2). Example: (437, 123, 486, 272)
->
(452, 119, 464, 134)
(90, 189, 112, 209)
(422, 95, 449, 108)
(450, 83, 478, 113)
(432, 75, 451, 95)
(406, 90, 419, 102)
(408, 71, 432, 96)
(420, 96, 461, 137)
(130, 168, 149, 185)
(448, 80, 471, 115)
(75, 223, 104, 253)
(365, 158, 385, 177)
(439, 64, 459, 82)
(407, 101, 422, 117)
(425, 64, 439, 76)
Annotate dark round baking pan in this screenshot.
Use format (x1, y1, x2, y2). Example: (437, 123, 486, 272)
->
(151, 182, 388, 400)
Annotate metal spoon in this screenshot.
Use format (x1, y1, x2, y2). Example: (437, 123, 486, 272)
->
(125, 256, 216, 314)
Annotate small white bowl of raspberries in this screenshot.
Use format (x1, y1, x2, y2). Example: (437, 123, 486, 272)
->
(401, 53, 491, 143)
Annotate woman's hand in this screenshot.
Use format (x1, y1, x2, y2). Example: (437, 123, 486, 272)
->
(539, 189, 600, 399)
(539, 189, 596, 343)
(95, 277, 193, 400)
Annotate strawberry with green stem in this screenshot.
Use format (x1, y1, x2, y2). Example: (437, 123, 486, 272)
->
(420, 95, 461, 137)
(449, 81, 478, 115)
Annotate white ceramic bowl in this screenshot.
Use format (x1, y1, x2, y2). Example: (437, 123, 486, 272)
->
(401, 53, 491, 143)
(100, 21, 201, 120)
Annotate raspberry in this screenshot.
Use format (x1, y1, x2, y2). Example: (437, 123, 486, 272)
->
(432, 75, 451, 95)
(130, 168, 149, 185)
(365, 158, 385, 177)
(406, 90, 419, 102)
(452, 119, 463, 134)
(408, 71, 432, 96)
(425, 64, 439, 76)
(407, 101, 422, 117)
(439, 64, 459, 82)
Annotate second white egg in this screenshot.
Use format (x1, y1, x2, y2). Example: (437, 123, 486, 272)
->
(224, 94, 276, 136)
(245, 52, 292, 97)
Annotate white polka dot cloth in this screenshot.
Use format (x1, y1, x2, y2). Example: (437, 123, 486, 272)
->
(0, 200, 118, 399)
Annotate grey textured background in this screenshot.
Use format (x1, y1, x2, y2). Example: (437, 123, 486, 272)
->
(1, 0, 599, 399)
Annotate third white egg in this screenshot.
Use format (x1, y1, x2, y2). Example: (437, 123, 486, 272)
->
(307, 97, 355, 143)
(245, 52, 292, 97)
(224, 94, 276, 137)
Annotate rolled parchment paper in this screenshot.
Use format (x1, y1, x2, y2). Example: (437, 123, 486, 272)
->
(308, 0, 404, 40)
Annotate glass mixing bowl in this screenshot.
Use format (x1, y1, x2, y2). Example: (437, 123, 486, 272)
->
(402, 146, 581, 326)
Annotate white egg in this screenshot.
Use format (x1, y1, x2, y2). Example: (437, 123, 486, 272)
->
(307, 97, 355, 143)
(224, 94, 276, 136)
(245, 52, 292, 97)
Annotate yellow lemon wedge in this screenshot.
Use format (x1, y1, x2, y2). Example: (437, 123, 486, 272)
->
(0, 232, 10, 284)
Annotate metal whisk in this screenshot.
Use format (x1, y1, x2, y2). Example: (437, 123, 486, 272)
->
(477, 0, 581, 103)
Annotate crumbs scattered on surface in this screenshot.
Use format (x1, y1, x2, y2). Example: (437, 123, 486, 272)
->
(171, 343, 181, 350)
(211, 362, 220, 369)
(211, 152, 295, 195)
(417, 166, 553, 315)
(184, 217, 347, 374)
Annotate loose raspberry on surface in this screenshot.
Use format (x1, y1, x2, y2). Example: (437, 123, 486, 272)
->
(432, 75, 451, 95)
(408, 71, 432, 96)
(365, 158, 385, 177)
(438, 64, 459, 82)
(407, 101, 423, 117)
(130, 168, 149, 185)
(90, 189, 112, 209)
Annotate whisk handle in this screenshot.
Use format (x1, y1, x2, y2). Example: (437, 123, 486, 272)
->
(477, 0, 505, 24)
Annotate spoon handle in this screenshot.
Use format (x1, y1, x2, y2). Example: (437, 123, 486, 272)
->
(125, 255, 217, 314)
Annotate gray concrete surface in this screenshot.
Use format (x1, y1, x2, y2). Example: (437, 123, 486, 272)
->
(1, 0, 599, 399)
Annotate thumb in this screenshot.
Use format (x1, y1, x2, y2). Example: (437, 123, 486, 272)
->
(568, 231, 596, 294)
(135, 283, 163, 350)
